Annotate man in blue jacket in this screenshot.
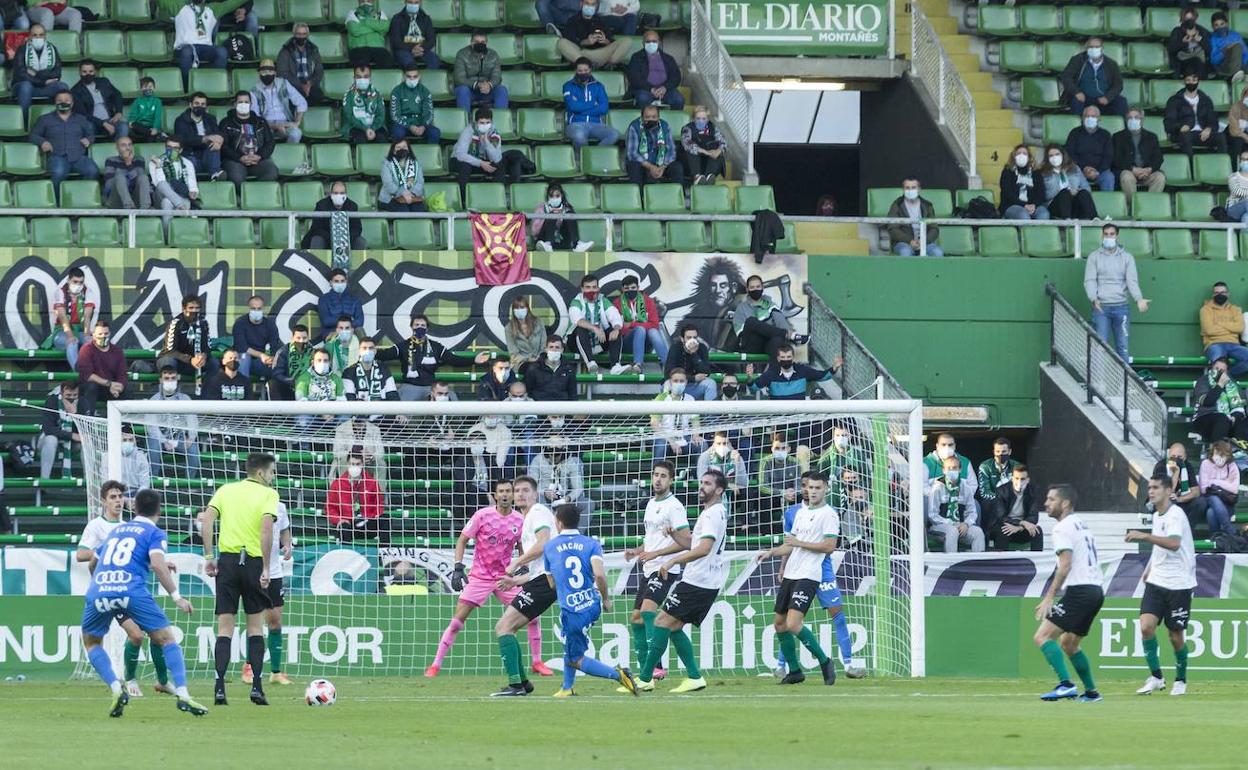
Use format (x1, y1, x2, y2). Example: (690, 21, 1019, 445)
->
(1210, 12, 1247, 80)
(563, 57, 618, 149)
(317, 269, 365, 342)
(232, 295, 284, 380)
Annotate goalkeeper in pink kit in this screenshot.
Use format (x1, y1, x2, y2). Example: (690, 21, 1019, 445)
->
(426, 478, 525, 677)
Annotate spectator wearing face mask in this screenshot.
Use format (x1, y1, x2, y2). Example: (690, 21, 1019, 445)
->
(251, 58, 307, 144)
(231, 294, 282, 380)
(346, 0, 393, 68)
(563, 57, 618, 150)
(304, 181, 366, 249)
(127, 76, 165, 142)
(1164, 69, 1227, 160)
(332, 416, 385, 482)
(1226, 150, 1248, 225)
(747, 344, 835, 400)
(50, 267, 95, 370)
(38, 381, 81, 479)
(14, 24, 69, 120)
(104, 136, 151, 210)
(1041, 143, 1097, 220)
(925, 455, 984, 553)
(388, 0, 440, 70)
(71, 59, 128, 140)
(756, 432, 800, 511)
(317, 268, 365, 341)
(526, 336, 578, 400)
(325, 315, 361, 374)
(885, 178, 942, 257)
(975, 437, 1020, 526)
(1200, 281, 1248, 376)
(158, 294, 217, 380)
(173, 0, 228, 91)
(999, 145, 1049, 220)
(718, 373, 742, 402)
(626, 103, 682, 186)
(77, 319, 126, 416)
(219, 91, 278, 188)
(1199, 441, 1241, 537)
(556, 0, 632, 67)
(389, 65, 440, 143)
(477, 358, 517, 401)
(452, 107, 527, 188)
(531, 181, 592, 252)
(1065, 104, 1115, 191)
(30, 90, 98, 200)
(119, 425, 151, 501)
(567, 273, 628, 375)
(378, 139, 427, 212)
(733, 275, 810, 361)
(989, 465, 1042, 552)
(921, 432, 977, 496)
(680, 106, 727, 186)
(1167, 7, 1211, 77)
(327, 453, 385, 542)
(614, 273, 670, 373)
(664, 322, 715, 401)
(1209, 12, 1247, 80)
(627, 29, 683, 109)
(175, 92, 225, 181)
(148, 136, 200, 237)
(1059, 37, 1126, 117)
(505, 296, 547, 373)
(201, 349, 254, 401)
(1154, 442, 1205, 526)
(296, 348, 347, 429)
(1112, 107, 1166, 202)
(341, 65, 387, 142)
(698, 431, 748, 497)
(452, 31, 507, 113)
(379, 313, 490, 401)
(817, 425, 862, 480)
(1084, 222, 1149, 361)
(466, 416, 516, 495)
(147, 366, 202, 479)
(650, 368, 702, 461)
(269, 324, 313, 401)
(1191, 357, 1248, 443)
(1228, 87, 1248, 160)
(277, 24, 325, 105)
(342, 337, 399, 403)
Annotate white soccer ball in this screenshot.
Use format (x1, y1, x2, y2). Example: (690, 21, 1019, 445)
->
(305, 678, 336, 706)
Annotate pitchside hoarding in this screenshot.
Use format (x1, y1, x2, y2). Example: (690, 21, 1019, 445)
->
(711, 0, 892, 57)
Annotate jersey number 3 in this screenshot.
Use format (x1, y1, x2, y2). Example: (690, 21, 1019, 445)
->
(564, 555, 586, 589)
(101, 537, 137, 567)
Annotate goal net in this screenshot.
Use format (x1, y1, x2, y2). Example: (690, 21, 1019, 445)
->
(72, 399, 924, 681)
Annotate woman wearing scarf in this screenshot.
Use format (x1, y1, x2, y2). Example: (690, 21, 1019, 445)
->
(529, 182, 591, 252)
(1191, 356, 1248, 443)
(378, 138, 426, 212)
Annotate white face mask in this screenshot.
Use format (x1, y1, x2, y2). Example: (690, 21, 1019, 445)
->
(337, 330, 352, 343)
(1014, 153, 1029, 167)
(1083, 117, 1099, 130)
(1048, 155, 1063, 167)
(31, 38, 45, 51)
(314, 361, 330, 375)
(546, 349, 561, 363)
(670, 381, 686, 395)
(903, 188, 919, 200)
(360, 349, 376, 364)
(248, 309, 263, 322)
(236, 102, 251, 116)
(331, 193, 347, 206)
(1087, 46, 1102, 60)
(1213, 455, 1228, 468)
(773, 449, 789, 461)
(1102, 237, 1117, 250)
(944, 470, 959, 483)
(715, 444, 730, 458)
(644, 41, 659, 54)
(121, 441, 136, 456)
(1127, 117, 1142, 132)
(477, 122, 493, 134)
(348, 465, 362, 478)
(355, 78, 371, 90)
(514, 308, 528, 320)
(69, 282, 84, 295)
(550, 417, 565, 429)
(936, 445, 955, 460)
(483, 416, 500, 428)
(161, 380, 178, 395)
(547, 196, 562, 207)
(834, 435, 849, 450)
(433, 393, 448, 402)
(405, 78, 420, 88)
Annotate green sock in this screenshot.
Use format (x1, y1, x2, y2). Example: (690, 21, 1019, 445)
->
(1040, 640, 1071, 683)
(149, 640, 168, 685)
(498, 634, 523, 685)
(1175, 644, 1189, 682)
(630, 623, 647, 668)
(640, 611, 657, 662)
(778, 631, 800, 673)
(267, 630, 283, 674)
(1143, 637, 1162, 679)
(642, 626, 672, 682)
(670, 630, 701, 679)
(123, 641, 140, 681)
(797, 626, 830, 665)
(1069, 650, 1096, 692)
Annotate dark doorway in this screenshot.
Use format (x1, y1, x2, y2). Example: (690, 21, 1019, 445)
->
(753, 144, 861, 216)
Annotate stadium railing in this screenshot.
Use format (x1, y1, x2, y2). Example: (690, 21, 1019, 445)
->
(689, 0, 756, 181)
(804, 284, 910, 401)
(911, 2, 977, 179)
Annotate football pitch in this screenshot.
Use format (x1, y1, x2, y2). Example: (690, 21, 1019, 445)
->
(4, 676, 1244, 769)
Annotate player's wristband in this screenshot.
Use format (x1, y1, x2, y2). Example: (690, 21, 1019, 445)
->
(170, 591, 183, 602)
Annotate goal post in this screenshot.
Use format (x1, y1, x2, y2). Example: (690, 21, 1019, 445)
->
(79, 397, 924, 679)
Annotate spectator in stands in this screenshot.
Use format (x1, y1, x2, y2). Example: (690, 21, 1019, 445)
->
(999, 145, 1048, 220)
(379, 313, 490, 400)
(327, 452, 385, 541)
(664, 322, 715, 401)
(1165, 69, 1228, 159)
(926, 454, 984, 553)
(1059, 37, 1126, 118)
(757, 431, 801, 514)
(1201, 282, 1248, 376)
(748, 343, 835, 400)
(318, 268, 364, 341)
(477, 357, 516, 401)
(526, 335, 578, 400)
(220, 91, 279, 187)
(506, 296, 547, 373)
(295, 348, 347, 429)
(1156, 441, 1205, 525)
(529, 438, 589, 518)
(37, 380, 80, 479)
(0, 2, 30, 38)
(388, 0, 439, 70)
(326, 315, 360, 373)
(1168, 7, 1211, 77)
(530, 181, 591, 252)
(1041, 143, 1097, 220)
(49, 266, 94, 369)
(173, 0, 228, 91)
(627, 29, 682, 109)
(332, 415, 385, 482)
(1229, 86, 1248, 161)
(149, 136, 200, 234)
(159, 294, 217, 380)
(343, 336, 399, 403)
(147, 366, 201, 479)
(626, 103, 682, 186)
(202, 349, 253, 401)
(698, 431, 748, 496)
(13, 24, 67, 120)
(175, 93, 225, 181)
(28, 1, 78, 31)
(467, 416, 516, 496)
(104, 136, 151, 210)
(568, 273, 628, 374)
(378, 139, 427, 212)
(340, 65, 387, 142)
(71, 60, 127, 140)
(232, 294, 282, 380)
(31, 90, 98, 200)
(77, 319, 126, 416)
(216, 1, 260, 38)
(452, 107, 526, 188)
(817, 424, 862, 479)
(119, 425, 151, 502)
(277, 24, 325, 106)
(1227, 149, 1248, 224)
(922, 433, 976, 492)
(303, 180, 366, 250)
(1210, 12, 1247, 81)
(252, 58, 307, 145)
(599, 0, 638, 35)
(1065, 105, 1115, 192)
(1200, 440, 1240, 537)
(988, 464, 1042, 552)
(885, 178, 942, 256)
(733, 275, 808, 360)
(389, 65, 440, 143)
(538, 0, 581, 30)
(346, 0, 392, 68)
(1112, 107, 1166, 202)
(1191, 356, 1248, 442)
(453, 31, 507, 114)
(268, 323, 312, 400)
(650, 368, 702, 460)
(1084, 222, 1149, 361)
(680, 106, 727, 186)
(556, 0, 631, 66)
(127, 76, 165, 143)
(975, 436, 1019, 519)
(563, 58, 617, 150)
(615, 272, 667, 374)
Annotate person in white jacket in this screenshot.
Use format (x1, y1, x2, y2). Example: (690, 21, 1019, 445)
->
(250, 58, 308, 144)
(926, 454, 985, 553)
(174, 0, 228, 90)
(148, 137, 200, 236)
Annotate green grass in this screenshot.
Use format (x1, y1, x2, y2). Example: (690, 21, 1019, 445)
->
(4, 676, 1246, 768)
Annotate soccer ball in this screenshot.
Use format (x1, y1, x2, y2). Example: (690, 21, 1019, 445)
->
(305, 678, 336, 706)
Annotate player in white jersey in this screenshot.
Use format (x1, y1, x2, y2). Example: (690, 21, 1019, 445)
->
(77, 480, 172, 698)
(1127, 472, 1197, 696)
(242, 501, 292, 687)
(1033, 484, 1104, 703)
(491, 476, 558, 696)
(633, 470, 729, 694)
(622, 461, 691, 682)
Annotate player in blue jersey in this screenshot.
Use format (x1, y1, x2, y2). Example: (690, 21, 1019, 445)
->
(543, 503, 641, 697)
(81, 489, 208, 718)
(774, 472, 866, 679)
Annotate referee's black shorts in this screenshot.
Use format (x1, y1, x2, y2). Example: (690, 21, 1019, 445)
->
(215, 551, 272, 616)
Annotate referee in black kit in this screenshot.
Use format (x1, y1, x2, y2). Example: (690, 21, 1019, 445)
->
(201, 453, 281, 706)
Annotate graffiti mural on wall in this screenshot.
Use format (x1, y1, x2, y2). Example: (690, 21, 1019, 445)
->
(0, 250, 808, 350)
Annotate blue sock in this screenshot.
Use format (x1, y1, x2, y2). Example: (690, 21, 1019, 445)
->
(562, 656, 577, 690)
(162, 642, 188, 689)
(832, 612, 853, 663)
(88, 646, 118, 687)
(577, 656, 620, 681)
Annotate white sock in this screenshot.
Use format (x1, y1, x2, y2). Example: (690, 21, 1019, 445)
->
(110, 680, 122, 695)
(175, 686, 190, 699)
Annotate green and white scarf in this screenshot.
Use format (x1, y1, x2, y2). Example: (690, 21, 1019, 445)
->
(619, 294, 648, 323)
(942, 477, 963, 521)
(192, 4, 209, 35)
(570, 294, 608, 327)
(57, 395, 74, 434)
(406, 13, 423, 42)
(162, 153, 187, 184)
(348, 88, 379, 123)
(286, 343, 312, 379)
(636, 122, 667, 161)
(750, 296, 777, 321)
(1211, 370, 1247, 414)
(331, 210, 351, 270)
(387, 157, 418, 192)
(25, 41, 55, 72)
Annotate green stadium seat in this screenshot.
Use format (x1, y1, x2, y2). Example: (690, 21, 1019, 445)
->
(395, 218, 442, 249)
(435, 32, 472, 63)
(1126, 43, 1168, 75)
(77, 217, 121, 246)
(1175, 192, 1215, 222)
(691, 185, 732, 215)
(1101, 41, 1125, 66)
(1200, 229, 1236, 260)
(0, 217, 28, 245)
(463, 0, 503, 27)
(100, 66, 139, 98)
(925, 189, 954, 218)
(497, 34, 523, 67)
(667, 221, 709, 252)
(1100, 115, 1124, 135)
(576, 218, 606, 250)
(939, 225, 976, 257)
(130, 217, 164, 247)
(1042, 114, 1080, 145)
(1104, 7, 1146, 38)
(213, 218, 257, 248)
(1119, 228, 1154, 259)
(15, 180, 56, 208)
(48, 30, 80, 62)
(1162, 154, 1195, 187)
(641, 0, 678, 30)
(242, 181, 283, 211)
(1020, 5, 1061, 36)
(60, 180, 101, 209)
(523, 35, 563, 67)
(978, 226, 1022, 258)
(321, 69, 354, 101)
(955, 188, 995, 208)
(621, 220, 666, 251)
(0, 180, 13, 208)
(190, 68, 232, 100)
(4, 143, 44, 176)
(977, 5, 1019, 37)
(535, 145, 578, 178)
(85, 30, 128, 63)
(371, 69, 403, 98)
(1146, 79, 1181, 110)
(251, 0, 280, 24)
(312, 144, 356, 176)
(999, 41, 1043, 74)
(601, 183, 643, 213)
(197, 181, 238, 210)
(353, 143, 388, 178)
(519, 107, 561, 141)
(504, 0, 542, 28)
(711, 221, 751, 253)
(168, 218, 211, 247)
(301, 107, 339, 140)
(342, 181, 374, 211)
(466, 182, 508, 211)
(735, 185, 776, 212)
(1132, 192, 1173, 221)
(142, 66, 185, 98)
(437, 108, 468, 139)
(284, 181, 323, 211)
(360, 219, 393, 249)
(329, 0, 358, 22)
(1042, 41, 1081, 73)
(1144, 7, 1177, 39)
(563, 182, 598, 212)
(1020, 77, 1061, 110)
(509, 182, 546, 212)
(32, 217, 73, 246)
(1119, 79, 1144, 110)
(451, 217, 471, 249)
(644, 183, 685, 213)
(259, 218, 293, 249)
(866, 188, 899, 217)
(272, 143, 310, 176)
(309, 33, 346, 64)
(421, 0, 459, 26)
(489, 109, 516, 140)
(597, 71, 627, 102)
(606, 109, 634, 138)
(412, 144, 448, 177)
(1142, 116, 1170, 148)
(1089, 191, 1127, 220)
(0, 105, 23, 137)
(287, 0, 329, 24)
(1153, 229, 1196, 260)
(258, 30, 287, 60)
(540, 71, 569, 102)
(424, 181, 463, 211)
(114, 0, 150, 24)
(76, 0, 109, 21)
(1206, 81, 1231, 112)
(1195, 154, 1231, 186)
(775, 222, 799, 253)
(1062, 6, 1103, 37)
(1021, 225, 1070, 258)
(502, 71, 538, 103)
(125, 30, 170, 63)
(581, 146, 625, 178)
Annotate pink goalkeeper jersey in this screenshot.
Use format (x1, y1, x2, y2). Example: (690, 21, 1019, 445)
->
(463, 506, 524, 580)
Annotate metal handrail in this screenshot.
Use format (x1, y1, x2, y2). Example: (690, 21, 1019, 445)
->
(911, 3, 978, 178)
(689, 0, 755, 179)
(1045, 282, 1166, 460)
(803, 284, 910, 401)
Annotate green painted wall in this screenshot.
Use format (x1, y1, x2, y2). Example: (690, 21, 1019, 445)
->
(809, 256, 1248, 426)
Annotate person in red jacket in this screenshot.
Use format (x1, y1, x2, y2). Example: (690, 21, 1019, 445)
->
(613, 273, 667, 374)
(326, 453, 385, 542)
(76, 319, 127, 416)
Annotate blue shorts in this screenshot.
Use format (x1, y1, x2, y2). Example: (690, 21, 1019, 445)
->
(81, 591, 170, 638)
(817, 579, 843, 610)
(560, 604, 602, 662)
